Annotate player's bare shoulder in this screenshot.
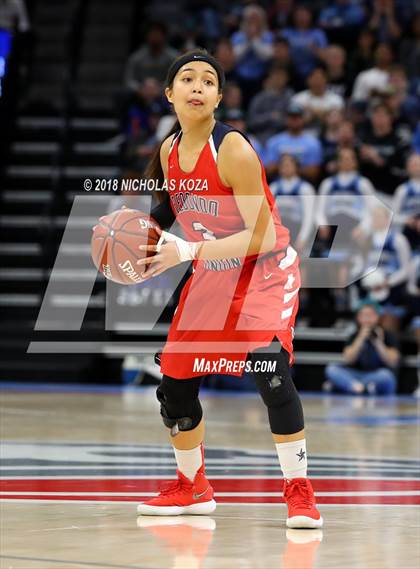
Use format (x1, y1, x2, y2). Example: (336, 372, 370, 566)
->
(218, 130, 262, 189)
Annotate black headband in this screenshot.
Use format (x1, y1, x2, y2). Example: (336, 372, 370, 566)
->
(166, 52, 225, 91)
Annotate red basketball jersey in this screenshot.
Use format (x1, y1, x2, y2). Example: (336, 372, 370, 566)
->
(159, 121, 301, 379)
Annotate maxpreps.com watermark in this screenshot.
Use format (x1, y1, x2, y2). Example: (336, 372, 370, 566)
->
(83, 178, 209, 192)
(193, 357, 276, 374)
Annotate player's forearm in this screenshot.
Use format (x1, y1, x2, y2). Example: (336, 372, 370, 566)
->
(196, 226, 277, 261)
(343, 337, 365, 363)
(373, 341, 399, 368)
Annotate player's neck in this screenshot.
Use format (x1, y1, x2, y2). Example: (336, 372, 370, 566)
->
(178, 116, 216, 149)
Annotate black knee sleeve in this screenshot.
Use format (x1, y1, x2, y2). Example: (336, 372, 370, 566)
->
(249, 341, 304, 435)
(156, 375, 204, 436)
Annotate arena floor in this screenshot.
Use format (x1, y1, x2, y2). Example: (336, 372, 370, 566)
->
(1, 384, 419, 569)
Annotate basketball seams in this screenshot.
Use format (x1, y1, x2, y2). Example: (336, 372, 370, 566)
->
(115, 229, 159, 245)
(114, 228, 159, 243)
(97, 236, 108, 268)
(111, 239, 126, 283)
(98, 220, 111, 230)
(91, 208, 160, 284)
(115, 211, 152, 232)
(114, 239, 151, 284)
(110, 209, 127, 230)
(92, 233, 109, 270)
(114, 238, 147, 260)
(98, 209, 160, 241)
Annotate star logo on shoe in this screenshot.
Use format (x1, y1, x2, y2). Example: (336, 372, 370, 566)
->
(296, 449, 306, 462)
(193, 487, 209, 500)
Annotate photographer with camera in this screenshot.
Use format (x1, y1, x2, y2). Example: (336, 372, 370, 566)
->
(324, 299, 400, 395)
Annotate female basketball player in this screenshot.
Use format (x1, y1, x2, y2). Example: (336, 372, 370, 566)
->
(135, 49, 322, 529)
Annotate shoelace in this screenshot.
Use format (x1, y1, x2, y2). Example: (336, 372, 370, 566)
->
(284, 480, 314, 508)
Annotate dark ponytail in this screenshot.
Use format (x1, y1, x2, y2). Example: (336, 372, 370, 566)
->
(144, 48, 224, 203)
(144, 118, 180, 203)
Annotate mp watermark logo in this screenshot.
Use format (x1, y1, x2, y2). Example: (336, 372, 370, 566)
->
(28, 194, 393, 354)
(1, 442, 418, 506)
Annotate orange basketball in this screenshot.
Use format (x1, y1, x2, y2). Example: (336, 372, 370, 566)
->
(91, 208, 161, 285)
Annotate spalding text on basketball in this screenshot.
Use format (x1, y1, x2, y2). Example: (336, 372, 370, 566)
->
(102, 264, 113, 280)
(118, 260, 144, 284)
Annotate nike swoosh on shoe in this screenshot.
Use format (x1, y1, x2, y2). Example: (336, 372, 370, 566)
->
(193, 487, 210, 500)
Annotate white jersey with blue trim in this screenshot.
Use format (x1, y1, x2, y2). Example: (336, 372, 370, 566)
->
(269, 176, 315, 244)
(392, 180, 420, 226)
(317, 172, 375, 228)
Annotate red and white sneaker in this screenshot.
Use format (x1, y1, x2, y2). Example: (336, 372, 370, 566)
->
(283, 478, 323, 529)
(137, 465, 216, 516)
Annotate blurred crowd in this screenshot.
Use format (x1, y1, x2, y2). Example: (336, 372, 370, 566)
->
(120, 0, 419, 347)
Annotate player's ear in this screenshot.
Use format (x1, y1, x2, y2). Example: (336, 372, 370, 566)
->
(165, 87, 173, 104)
(215, 93, 222, 109)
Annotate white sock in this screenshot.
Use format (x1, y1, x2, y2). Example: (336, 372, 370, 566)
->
(173, 445, 202, 482)
(275, 439, 307, 480)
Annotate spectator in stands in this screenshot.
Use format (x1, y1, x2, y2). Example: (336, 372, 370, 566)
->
(267, 0, 295, 30)
(320, 109, 344, 166)
(361, 204, 411, 332)
(269, 154, 315, 253)
(224, 108, 266, 163)
(359, 103, 409, 196)
(406, 253, 420, 396)
(247, 65, 293, 144)
(317, 148, 375, 241)
(223, 0, 255, 34)
(213, 38, 238, 83)
(348, 29, 376, 80)
(394, 0, 419, 27)
(231, 4, 274, 105)
(191, 3, 224, 49)
(413, 122, 420, 154)
(392, 153, 420, 250)
(122, 110, 160, 177)
(323, 45, 351, 99)
(0, 0, 29, 32)
(264, 102, 322, 183)
(321, 112, 358, 174)
(124, 22, 178, 90)
(386, 65, 420, 130)
(324, 299, 399, 395)
(368, 0, 401, 43)
(271, 35, 299, 89)
(318, 0, 366, 46)
(119, 76, 169, 176)
(282, 5, 328, 82)
(121, 77, 168, 135)
(216, 80, 243, 121)
(291, 66, 344, 134)
(351, 42, 394, 104)
(317, 148, 375, 310)
(398, 12, 420, 81)
(0, 0, 30, 91)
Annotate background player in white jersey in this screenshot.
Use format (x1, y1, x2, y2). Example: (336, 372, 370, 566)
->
(270, 153, 315, 254)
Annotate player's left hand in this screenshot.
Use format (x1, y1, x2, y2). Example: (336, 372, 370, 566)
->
(136, 229, 182, 279)
(137, 229, 202, 279)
